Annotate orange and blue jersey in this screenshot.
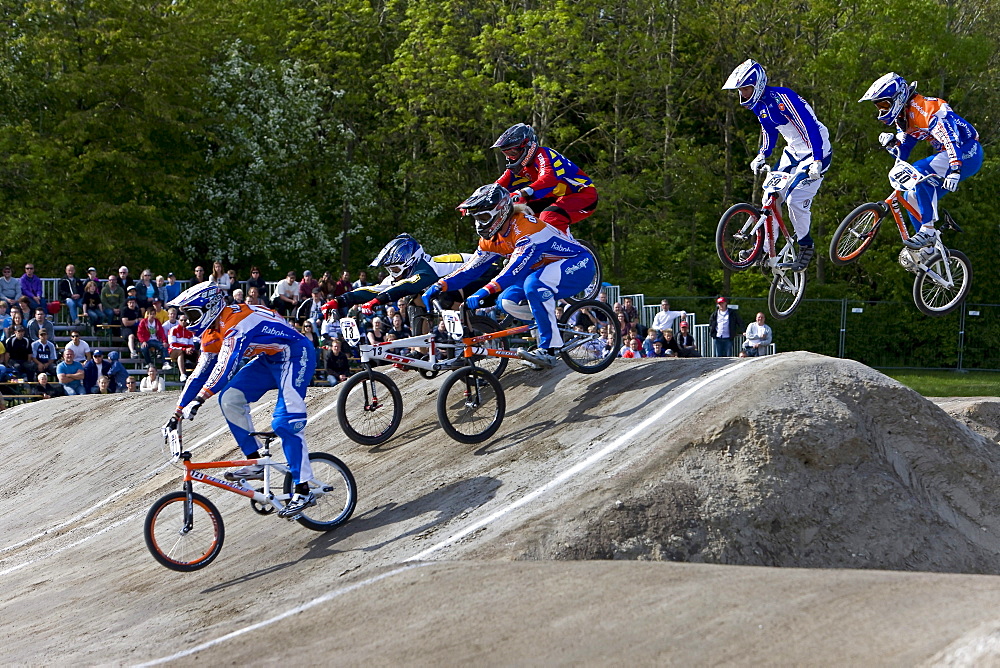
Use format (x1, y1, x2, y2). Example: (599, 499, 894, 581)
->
(497, 147, 595, 200)
(438, 210, 591, 296)
(895, 94, 980, 168)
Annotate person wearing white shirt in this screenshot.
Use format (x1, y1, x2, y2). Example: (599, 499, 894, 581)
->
(140, 365, 165, 392)
(651, 299, 688, 335)
(64, 330, 92, 363)
(742, 312, 773, 357)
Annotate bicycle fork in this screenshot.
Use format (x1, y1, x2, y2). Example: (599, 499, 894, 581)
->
(182, 481, 196, 535)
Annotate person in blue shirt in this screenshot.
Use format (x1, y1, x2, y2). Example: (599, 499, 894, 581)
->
(723, 59, 832, 271)
(56, 348, 86, 395)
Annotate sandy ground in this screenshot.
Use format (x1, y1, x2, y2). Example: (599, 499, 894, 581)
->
(3, 352, 1000, 665)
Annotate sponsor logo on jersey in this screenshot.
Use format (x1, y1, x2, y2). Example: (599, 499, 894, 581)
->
(550, 241, 575, 253)
(261, 325, 285, 337)
(564, 257, 591, 275)
(295, 346, 308, 386)
(538, 289, 554, 302)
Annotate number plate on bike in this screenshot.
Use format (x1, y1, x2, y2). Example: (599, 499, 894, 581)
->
(166, 429, 182, 460)
(762, 171, 792, 193)
(340, 318, 361, 346)
(442, 310, 464, 340)
(888, 161, 922, 191)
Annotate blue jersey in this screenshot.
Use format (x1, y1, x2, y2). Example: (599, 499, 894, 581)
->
(751, 86, 831, 162)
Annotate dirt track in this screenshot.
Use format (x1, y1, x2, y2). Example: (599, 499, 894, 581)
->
(3, 352, 1000, 665)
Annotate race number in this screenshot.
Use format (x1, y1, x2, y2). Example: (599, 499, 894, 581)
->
(762, 171, 792, 193)
(442, 310, 464, 340)
(340, 318, 361, 346)
(888, 161, 923, 191)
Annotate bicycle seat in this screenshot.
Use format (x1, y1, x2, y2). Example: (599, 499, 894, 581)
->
(939, 210, 963, 233)
(249, 430, 278, 440)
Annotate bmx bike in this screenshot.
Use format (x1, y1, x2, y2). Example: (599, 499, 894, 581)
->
(829, 157, 971, 316)
(716, 165, 809, 319)
(434, 298, 621, 444)
(144, 426, 357, 572)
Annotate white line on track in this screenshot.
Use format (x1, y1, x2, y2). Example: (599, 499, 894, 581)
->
(140, 359, 750, 664)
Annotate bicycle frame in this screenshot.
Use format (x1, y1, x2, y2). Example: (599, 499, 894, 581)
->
(735, 168, 799, 264)
(339, 317, 468, 372)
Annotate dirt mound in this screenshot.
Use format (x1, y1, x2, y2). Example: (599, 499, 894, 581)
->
(466, 354, 1000, 574)
(935, 397, 1000, 444)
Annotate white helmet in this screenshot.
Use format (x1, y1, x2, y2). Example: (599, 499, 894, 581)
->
(859, 73, 916, 125)
(167, 281, 226, 334)
(723, 59, 768, 108)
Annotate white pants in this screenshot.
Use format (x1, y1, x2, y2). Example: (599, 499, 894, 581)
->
(777, 148, 826, 242)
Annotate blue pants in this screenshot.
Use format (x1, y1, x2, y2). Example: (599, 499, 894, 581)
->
(497, 255, 596, 350)
(906, 142, 983, 231)
(218, 345, 316, 485)
(714, 337, 734, 358)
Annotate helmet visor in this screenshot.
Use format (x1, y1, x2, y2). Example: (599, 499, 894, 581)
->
(181, 306, 203, 325)
(738, 85, 755, 103)
(471, 210, 496, 224)
(387, 264, 405, 279)
(874, 99, 893, 111)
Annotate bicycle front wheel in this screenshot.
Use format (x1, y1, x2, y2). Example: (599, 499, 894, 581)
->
(565, 239, 603, 303)
(144, 491, 225, 572)
(717, 203, 764, 271)
(336, 370, 403, 445)
(768, 266, 808, 320)
(913, 249, 971, 316)
(830, 202, 884, 266)
(284, 452, 357, 532)
(468, 315, 510, 379)
(559, 300, 619, 374)
(437, 367, 505, 444)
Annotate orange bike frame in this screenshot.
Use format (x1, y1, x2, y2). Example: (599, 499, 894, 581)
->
(182, 458, 264, 499)
(886, 191, 921, 242)
(461, 323, 531, 359)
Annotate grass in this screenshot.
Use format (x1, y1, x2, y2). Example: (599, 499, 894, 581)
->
(879, 369, 1000, 397)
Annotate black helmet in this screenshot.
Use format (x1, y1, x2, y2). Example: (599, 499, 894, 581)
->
(458, 184, 514, 239)
(370, 234, 425, 280)
(491, 123, 538, 174)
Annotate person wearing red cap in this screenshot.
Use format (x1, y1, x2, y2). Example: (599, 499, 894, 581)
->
(677, 320, 700, 357)
(708, 296, 744, 357)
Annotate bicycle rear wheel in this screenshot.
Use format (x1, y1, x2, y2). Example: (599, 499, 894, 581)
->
(913, 249, 971, 316)
(768, 265, 807, 320)
(559, 300, 619, 374)
(717, 203, 764, 271)
(830, 202, 884, 266)
(283, 452, 357, 531)
(565, 239, 603, 303)
(437, 366, 505, 444)
(468, 315, 510, 379)
(144, 491, 225, 572)
(336, 370, 403, 445)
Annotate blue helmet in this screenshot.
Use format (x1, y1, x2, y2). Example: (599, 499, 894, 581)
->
(723, 59, 768, 108)
(371, 234, 426, 280)
(859, 73, 915, 125)
(458, 184, 514, 239)
(167, 281, 226, 334)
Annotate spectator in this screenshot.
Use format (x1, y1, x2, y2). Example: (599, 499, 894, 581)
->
(389, 313, 411, 340)
(118, 265, 133, 290)
(246, 267, 270, 306)
(272, 271, 299, 317)
(168, 314, 195, 381)
(619, 337, 644, 358)
(299, 270, 319, 300)
(137, 307, 168, 369)
(324, 338, 352, 386)
(321, 313, 342, 344)
(31, 328, 59, 376)
(100, 275, 125, 324)
(298, 321, 319, 349)
(124, 375, 139, 393)
(154, 275, 168, 303)
(334, 271, 352, 300)
(6, 307, 25, 340)
(126, 283, 146, 311)
(621, 296, 638, 324)
(162, 307, 180, 339)
(0, 301, 11, 334)
(246, 286, 265, 306)
(20, 263, 43, 313)
(27, 307, 56, 342)
(96, 375, 113, 394)
(150, 297, 169, 324)
(106, 351, 130, 392)
(120, 295, 142, 357)
(5, 325, 32, 378)
(163, 272, 182, 302)
(677, 321, 700, 358)
(708, 296, 744, 357)
(140, 365, 165, 393)
(36, 372, 64, 399)
(661, 329, 681, 357)
(367, 317, 387, 346)
(227, 268, 239, 293)
(83, 349, 114, 393)
(81, 280, 103, 326)
(295, 287, 323, 326)
(232, 288, 245, 304)
(648, 340, 669, 358)
(0, 265, 23, 309)
(85, 266, 101, 287)
(59, 264, 86, 325)
(742, 312, 773, 357)
(318, 271, 336, 297)
(135, 269, 156, 307)
(352, 271, 370, 289)
(64, 330, 92, 363)
(190, 265, 206, 286)
(56, 348, 86, 395)
(432, 319, 453, 357)
(652, 299, 689, 336)
(642, 328, 661, 357)
(210, 260, 231, 293)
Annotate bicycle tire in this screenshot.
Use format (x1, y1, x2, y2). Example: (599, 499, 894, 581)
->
(564, 239, 603, 303)
(912, 249, 972, 317)
(468, 314, 510, 379)
(436, 366, 505, 444)
(336, 370, 403, 446)
(768, 265, 808, 320)
(559, 300, 620, 374)
(144, 491, 225, 572)
(717, 203, 764, 271)
(830, 202, 884, 266)
(283, 452, 358, 532)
